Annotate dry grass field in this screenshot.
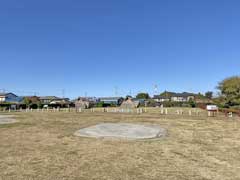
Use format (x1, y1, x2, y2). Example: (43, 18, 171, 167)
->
(0, 109, 240, 180)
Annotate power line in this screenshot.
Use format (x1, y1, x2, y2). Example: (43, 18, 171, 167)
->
(154, 84, 159, 95)
(62, 89, 65, 98)
(114, 86, 118, 96)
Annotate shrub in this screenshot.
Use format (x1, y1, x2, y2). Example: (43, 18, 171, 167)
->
(96, 102, 104, 107)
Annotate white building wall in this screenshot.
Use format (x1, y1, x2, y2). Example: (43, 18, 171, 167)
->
(0, 97, 6, 102)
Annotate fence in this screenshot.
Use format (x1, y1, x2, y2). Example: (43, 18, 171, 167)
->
(0, 107, 147, 114)
(0, 107, 239, 118)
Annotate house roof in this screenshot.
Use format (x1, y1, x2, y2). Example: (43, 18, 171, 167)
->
(155, 92, 196, 99)
(0, 93, 17, 97)
(38, 96, 60, 100)
(173, 92, 195, 97)
(5, 97, 24, 103)
(153, 95, 170, 99)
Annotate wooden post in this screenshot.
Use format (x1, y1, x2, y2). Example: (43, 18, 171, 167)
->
(177, 110, 179, 115)
(165, 108, 168, 115)
(196, 110, 199, 116)
(208, 111, 211, 117)
(160, 108, 164, 114)
(189, 110, 192, 116)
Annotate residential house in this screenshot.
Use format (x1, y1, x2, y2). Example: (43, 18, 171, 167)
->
(39, 96, 58, 104)
(39, 96, 70, 107)
(154, 92, 196, 103)
(0, 93, 18, 103)
(171, 92, 195, 102)
(0, 93, 24, 109)
(153, 95, 170, 102)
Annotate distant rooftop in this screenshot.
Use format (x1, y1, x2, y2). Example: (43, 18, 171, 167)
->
(0, 92, 17, 96)
(38, 96, 59, 100)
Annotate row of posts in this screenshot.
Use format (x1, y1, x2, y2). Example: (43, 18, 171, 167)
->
(1, 108, 236, 117)
(160, 108, 204, 117)
(2, 107, 146, 114)
(76, 108, 145, 114)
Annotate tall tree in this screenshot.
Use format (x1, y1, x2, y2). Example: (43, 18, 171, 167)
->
(205, 91, 213, 99)
(136, 93, 150, 99)
(23, 98, 32, 108)
(218, 76, 240, 105)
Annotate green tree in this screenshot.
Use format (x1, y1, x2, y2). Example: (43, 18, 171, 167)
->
(205, 91, 213, 99)
(159, 91, 175, 98)
(217, 76, 240, 105)
(23, 98, 32, 108)
(136, 93, 150, 99)
(96, 101, 104, 107)
(188, 99, 196, 108)
(37, 101, 42, 108)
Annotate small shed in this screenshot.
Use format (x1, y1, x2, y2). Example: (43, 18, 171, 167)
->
(121, 97, 139, 109)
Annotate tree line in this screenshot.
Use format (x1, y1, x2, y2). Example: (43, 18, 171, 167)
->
(133, 76, 240, 109)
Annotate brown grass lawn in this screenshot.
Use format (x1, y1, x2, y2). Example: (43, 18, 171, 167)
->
(0, 110, 240, 180)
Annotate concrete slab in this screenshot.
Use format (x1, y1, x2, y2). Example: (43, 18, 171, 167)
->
(74, 123, 166, 140)
(0, 115, 18, 125)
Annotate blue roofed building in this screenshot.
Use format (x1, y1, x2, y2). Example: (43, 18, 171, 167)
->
(0, 93, 23, 103)
(0, 93, 24, 110)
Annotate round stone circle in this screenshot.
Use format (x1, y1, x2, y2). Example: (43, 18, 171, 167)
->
(74, 123, 166, 140)
(0, 115, 18, 125)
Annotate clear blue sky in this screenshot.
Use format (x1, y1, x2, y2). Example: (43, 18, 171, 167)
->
(0, 0, 239, 98)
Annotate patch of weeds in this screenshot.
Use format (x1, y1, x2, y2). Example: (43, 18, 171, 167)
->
(0, 123, 20, 128)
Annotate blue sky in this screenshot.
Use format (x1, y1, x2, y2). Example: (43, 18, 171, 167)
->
(0, 0, 239, 98)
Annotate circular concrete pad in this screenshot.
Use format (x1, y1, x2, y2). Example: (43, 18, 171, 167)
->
(74, 123, 166, 140)
(0, 115, 17, 125)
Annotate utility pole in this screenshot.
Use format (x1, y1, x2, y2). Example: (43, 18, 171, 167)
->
(114, 86, 118, 97)
(129, 90, 132, 97)
(154, 84, 158, 95)
(62, 89, 65, 98)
